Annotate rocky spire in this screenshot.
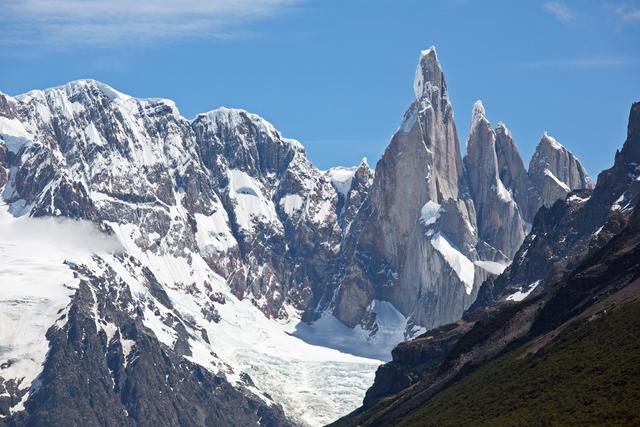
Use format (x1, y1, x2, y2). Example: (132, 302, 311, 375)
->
(464, 100, 526, 258)
(474, 102, 640, 309)
(528, 132, 593, 208)
(494, 122, 540, 223)
(334, 47, 481, 331)
(413, 47, 448, 106)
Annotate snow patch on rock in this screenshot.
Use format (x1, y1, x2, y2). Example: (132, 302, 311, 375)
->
(542, 132, 564, 151)
(326, 167, 357, 197)
(506, 280, 541, 302)
(420, 200, 443, 226)
(0, 117, 32, 153)
(279, 194, 304, 216)
(430, 232, 475, 294)
(474, 260, 509, 275)
(544, 168, 571, 192)
(194, 211, 237, 253)
(227, 169, 282, 232)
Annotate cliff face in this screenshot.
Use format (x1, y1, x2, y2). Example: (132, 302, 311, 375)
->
(464, 101, 526, 258)
(475, 102, 640, 308)
(494, 123, 540, 223)
(529, 132, 593, 208)
(332, 49, 592, 334)
(331, 103, 640, 427)
(334, 48, 486, 331)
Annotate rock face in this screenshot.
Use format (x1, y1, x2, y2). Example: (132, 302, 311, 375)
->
(192, 107, 345, 318)
(334, 48, 487, 331)
(494, 122, 540, 223)
(474, 102, 640, 308)
(0, 80, 355, 426)
(529, 132, 593, 208)
(332, 104, 640, 427)
(331, 48, 592, 333)
(464, 101, 526, 258)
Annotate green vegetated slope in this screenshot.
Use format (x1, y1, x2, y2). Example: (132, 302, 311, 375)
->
(395, 299, 640, 427)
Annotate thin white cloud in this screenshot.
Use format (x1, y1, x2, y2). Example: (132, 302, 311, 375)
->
(611, 3, 640, 22)
(519, 56, 636, 70)
(543, 2, 575, 22)
(0, 0, 303, 48)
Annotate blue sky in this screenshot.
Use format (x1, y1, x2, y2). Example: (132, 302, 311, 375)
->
(1, 0, 638, 177)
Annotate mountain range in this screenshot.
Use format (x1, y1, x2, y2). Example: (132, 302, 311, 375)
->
(333, 101, 640, 426)
(1, 46, 633, 426)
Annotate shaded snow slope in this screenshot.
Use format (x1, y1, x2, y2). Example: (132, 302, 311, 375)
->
(0, 203, 121, 412)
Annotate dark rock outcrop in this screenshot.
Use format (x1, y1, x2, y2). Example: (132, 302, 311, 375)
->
(5, 264, 291, 427)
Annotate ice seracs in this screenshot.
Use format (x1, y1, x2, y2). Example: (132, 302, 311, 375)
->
(420, 200, 443, 226)
(470, 99, 488, 132)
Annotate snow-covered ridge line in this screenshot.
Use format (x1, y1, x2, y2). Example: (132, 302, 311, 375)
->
(470, 99, 489, 130)
(7, 79, 304, 152)
(541, 131, 564, 151)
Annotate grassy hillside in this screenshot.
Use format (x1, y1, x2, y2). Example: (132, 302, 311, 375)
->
(395, 299, 640, 427)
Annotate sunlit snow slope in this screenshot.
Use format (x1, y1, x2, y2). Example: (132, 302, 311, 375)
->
(0, 200, 382, 426)
(0, 204, 120, 412)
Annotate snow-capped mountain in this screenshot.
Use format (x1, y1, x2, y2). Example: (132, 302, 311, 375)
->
(334, 102, 640, 427)
(0, 81, 379, 426)
(330, 47, 592, 332)
(0, 47, 593, 426)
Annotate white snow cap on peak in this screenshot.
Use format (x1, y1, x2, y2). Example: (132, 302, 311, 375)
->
(201, 107, 274, 132)
(67, 79, 127, 100)
(496, 121, 512, 137)
(413, 45, 443, 100)
(15, 79, 123, 102)
(15, 79, 179, 116)
(541, 132, 564, 151)
(199, 107, 304, 151)
(420, 45, 439, 60)
(471, 100, 489, 129)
